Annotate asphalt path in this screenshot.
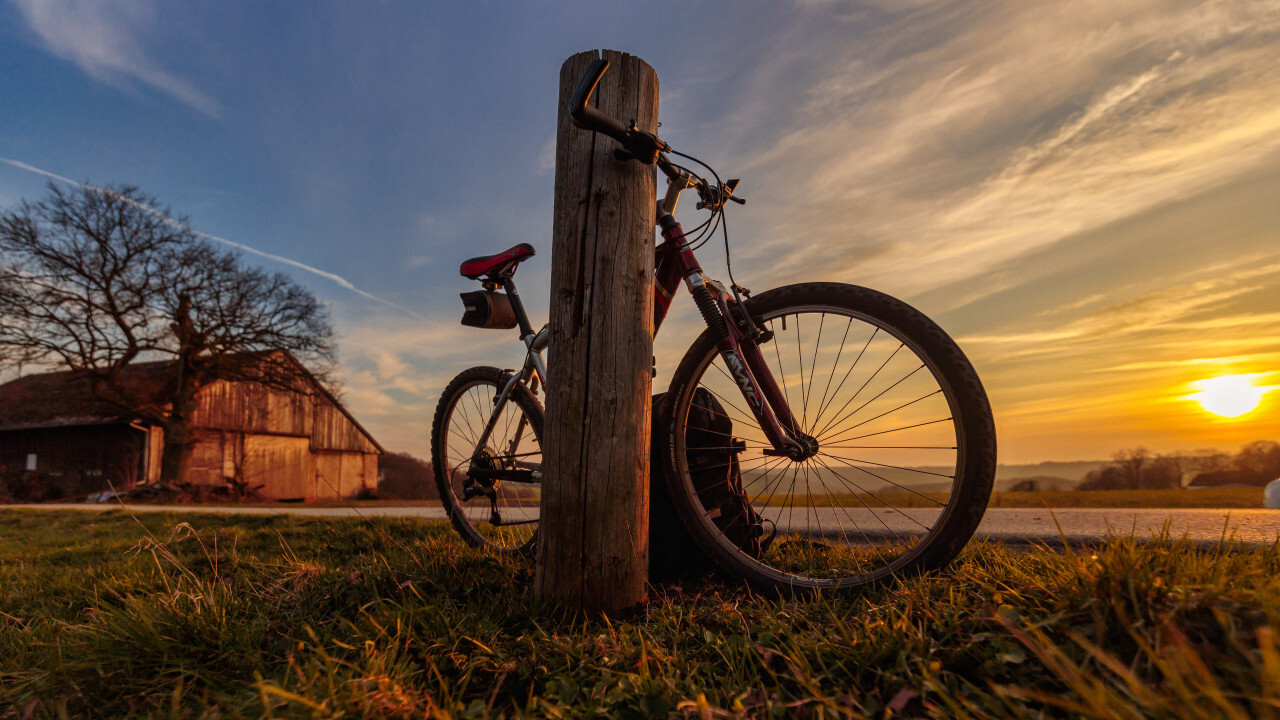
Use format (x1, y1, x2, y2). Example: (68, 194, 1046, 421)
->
(10, 503, 1278, 548)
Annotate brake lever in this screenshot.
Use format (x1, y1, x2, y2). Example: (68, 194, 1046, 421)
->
(695, 181, 747, 211)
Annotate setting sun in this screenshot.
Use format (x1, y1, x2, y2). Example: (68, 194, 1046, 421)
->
(1188, 374, 1270, 418)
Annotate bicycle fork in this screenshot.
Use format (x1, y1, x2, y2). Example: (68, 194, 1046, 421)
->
(658, 212, 810, 461)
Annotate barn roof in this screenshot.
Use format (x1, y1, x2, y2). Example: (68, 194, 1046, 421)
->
(0, 356, 383, 454)
(0, 362, 174, 431)
(1188, 469, 1266, 488)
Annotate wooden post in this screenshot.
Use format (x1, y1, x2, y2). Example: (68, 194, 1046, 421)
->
(535, 50, 657, 617)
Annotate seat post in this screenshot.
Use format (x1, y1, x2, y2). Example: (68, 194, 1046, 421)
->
(500, 277, 536, 338)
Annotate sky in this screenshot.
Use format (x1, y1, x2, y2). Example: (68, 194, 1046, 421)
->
(1, 0, 1278, 464)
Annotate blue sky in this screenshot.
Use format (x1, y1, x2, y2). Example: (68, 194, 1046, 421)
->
(2, 0, 1278, 462)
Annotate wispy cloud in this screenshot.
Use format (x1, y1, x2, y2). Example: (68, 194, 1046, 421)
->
(1, 156, 431, 321)
(12, 0, 219, 117)
(734, 0, 1280, 298)
(957, 256, 1280, 357)
(328, 312, 527, 454)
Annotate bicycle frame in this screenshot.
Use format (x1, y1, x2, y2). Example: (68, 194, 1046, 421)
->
(652, 205, 803, 456)
(467, 276, 549, 475)
(471, 178, 806, 468)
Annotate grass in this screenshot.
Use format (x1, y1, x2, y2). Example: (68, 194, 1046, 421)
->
(2, 509, 1279, 718)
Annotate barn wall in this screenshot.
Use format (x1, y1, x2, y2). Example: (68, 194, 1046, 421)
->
(0, 425, 144, 498)
(180, 372, 381, 499)
(313, 450, 377, 499)
(312, 402, 379, 453)
(192, 381, 312, 437)
(314, 452, 342, 500)
(186, 430, 225, 486)
(363, 454, 378, 494)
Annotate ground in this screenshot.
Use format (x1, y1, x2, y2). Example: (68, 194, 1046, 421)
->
(1, 509, 1277, 718)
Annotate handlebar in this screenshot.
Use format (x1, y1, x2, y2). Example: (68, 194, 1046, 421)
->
(569, 60, 631, 141)
(568, 58, 669, 164)
(570, 59, 746, 211)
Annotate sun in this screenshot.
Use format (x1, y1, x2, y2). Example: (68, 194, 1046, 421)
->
(1188, 374, 1270, 418)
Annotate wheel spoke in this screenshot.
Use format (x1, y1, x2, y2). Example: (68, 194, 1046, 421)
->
(667, 285, 992, 592)
(431, 372, 543, 553)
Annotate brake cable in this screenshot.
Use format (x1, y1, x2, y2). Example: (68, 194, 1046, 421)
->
(667, 148, 746, 306)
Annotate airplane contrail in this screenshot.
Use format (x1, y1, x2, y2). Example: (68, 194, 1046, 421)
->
(1, 157, 433, 322)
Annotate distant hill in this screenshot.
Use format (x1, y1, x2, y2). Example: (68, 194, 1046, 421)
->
(992, 460, 1108, 491)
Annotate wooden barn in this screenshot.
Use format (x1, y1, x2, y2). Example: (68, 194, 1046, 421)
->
(0, 355, 382, 501)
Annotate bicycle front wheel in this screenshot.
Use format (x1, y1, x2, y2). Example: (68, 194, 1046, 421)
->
(662, 283, 996, 593)
(431, 366, 543, 554)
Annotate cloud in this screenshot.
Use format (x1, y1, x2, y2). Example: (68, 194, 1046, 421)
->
(956, 256, 1280, 358)
(328, 308, 530, 454)
(12, 0, 220, 117)
(730, 0, 1280, 297)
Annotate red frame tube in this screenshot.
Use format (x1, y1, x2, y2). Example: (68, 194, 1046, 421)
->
(654, 217, 800, 454)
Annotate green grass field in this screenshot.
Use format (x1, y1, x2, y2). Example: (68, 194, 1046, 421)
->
(2, 509, 1278, 718)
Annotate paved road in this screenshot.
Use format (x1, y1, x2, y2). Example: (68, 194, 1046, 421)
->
(9, 503, 1278, 547)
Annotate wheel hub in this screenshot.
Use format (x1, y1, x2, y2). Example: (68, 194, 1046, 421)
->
(788, 433, 819, 461)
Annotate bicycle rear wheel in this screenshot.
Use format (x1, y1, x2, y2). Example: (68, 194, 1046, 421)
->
(661, 283, 996, 593)
(431, 366, 543, 554)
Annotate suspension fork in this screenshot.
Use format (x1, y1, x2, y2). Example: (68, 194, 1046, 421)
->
(696, 277, 804, 456)
(657, 210, 803, 456)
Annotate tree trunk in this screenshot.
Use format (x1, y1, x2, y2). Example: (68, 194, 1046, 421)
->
(535, 50, 658, 618)
(159, 296, 202, 484)
(158, 357, 199, 484)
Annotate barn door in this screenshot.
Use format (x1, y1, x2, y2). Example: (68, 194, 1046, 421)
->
(243, 435, 311, 500)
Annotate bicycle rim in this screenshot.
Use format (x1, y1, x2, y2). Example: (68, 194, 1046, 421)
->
(666, 283, 995, 592)
(432, 367, 543, 553)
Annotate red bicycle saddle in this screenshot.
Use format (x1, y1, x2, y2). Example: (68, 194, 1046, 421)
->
(459, 243, 536, 279)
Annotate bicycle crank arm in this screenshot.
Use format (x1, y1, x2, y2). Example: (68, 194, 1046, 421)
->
(489, 517, 540, 527)
(467, 468, 541, 484)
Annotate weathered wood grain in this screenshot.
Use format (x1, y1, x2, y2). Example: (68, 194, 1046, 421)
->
(535, 50, 657, 617)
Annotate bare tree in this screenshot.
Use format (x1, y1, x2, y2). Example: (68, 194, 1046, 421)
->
(1139, 456, 1183, 489)
(1111, 447, 1149, 490)
(0, 182, 335, 483)
(1235, 440, 1280, 482)
(1078, 464, 1127, 491)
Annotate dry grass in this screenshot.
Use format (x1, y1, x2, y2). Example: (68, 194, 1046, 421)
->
(2, 508, 1278, 718)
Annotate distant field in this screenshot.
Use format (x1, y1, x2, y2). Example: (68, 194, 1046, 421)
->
(749, 486, 1265, 509)
(987, 486, 1265, 509)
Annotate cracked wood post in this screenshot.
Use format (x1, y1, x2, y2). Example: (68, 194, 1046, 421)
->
(536, 50, 657, 617)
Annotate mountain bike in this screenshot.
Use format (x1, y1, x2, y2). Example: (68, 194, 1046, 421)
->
(430, 59, 997, 593)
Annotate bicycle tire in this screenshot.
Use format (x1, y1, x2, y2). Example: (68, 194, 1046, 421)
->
(430, 366, 544, 554)
(660, 282, 996, 593)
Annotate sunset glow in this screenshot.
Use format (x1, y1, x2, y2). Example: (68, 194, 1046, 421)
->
(2, 1, 1280, 463)
(1189, 375, 1270, 418)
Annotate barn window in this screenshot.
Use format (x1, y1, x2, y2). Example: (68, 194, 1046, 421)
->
(26, 453, 37, 471)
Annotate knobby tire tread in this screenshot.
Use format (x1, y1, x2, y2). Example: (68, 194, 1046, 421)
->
(660, 282, 997, 594)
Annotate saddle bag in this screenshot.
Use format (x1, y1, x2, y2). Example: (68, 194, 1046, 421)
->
(684, 387, 767, 558)
(649, 388, 770, 579)
(459, 290, 518, 330)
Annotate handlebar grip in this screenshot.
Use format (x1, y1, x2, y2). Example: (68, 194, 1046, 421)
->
(568, 59, 630, 141)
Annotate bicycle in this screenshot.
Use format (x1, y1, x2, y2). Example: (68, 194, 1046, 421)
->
(430, 59, 997, 593)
